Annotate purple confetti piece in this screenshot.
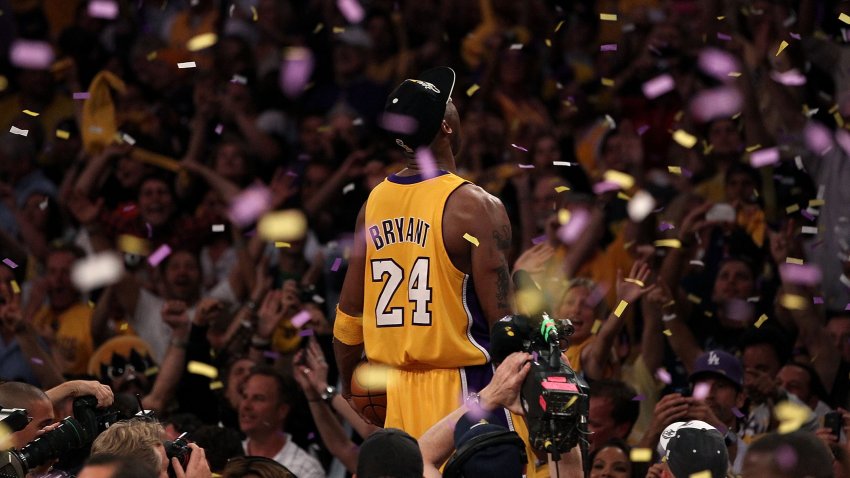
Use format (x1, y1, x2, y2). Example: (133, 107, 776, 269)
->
(380, 112, 418, 134)
(593, 181, 621, 195)
(692, 381, 711, 400)
(659, 222, 675, 231)
(279, 48, 315, 98)
(698, 48, 739, 81)
(307, 432, 316, 440)
(655, 368, 672, 384)
(779, 263, 822, 286)
(214, 123, 223, 135)
(642, 74, 675, 99)
(2, 258, 18, 269)
(147, 244, 172, 267)
(511, 143, 528, 152)
(845, 303, 850, 311)
(636, 124, 650, 136)
(10, 40, 55, 70)
(775, 444, 798, 470)
(518, 164, 535, 169)
(337, 0, 365, 23)
(790, 32, 801, 40)
(88, 0, 119, 19)
(228, 185, 272, 228)
(717, 32, 732, 41)
(732, 407, 745, 418)
(804, 122, 833, 155)
(800, 209, 815, 221)
(600, 43, 618, 51)
(631, 394, 645, 401)
(330, 257, 342, 272)
(31, 357, 44, 365)
(263, 350, 281, 360)
(531, 234, 547, 245)
(813, 296, 824, 304)
(770, 69, 806, 86)
(690, 86, 743, 122)
(532, 351, 539, 362)
(73, 92, 90, 100)
(415, 147, 439, 179)
(290, 310, 312, 328)
(557, 208, 590, 244)
(299, 328, 315, 337)
(750, 147, 780, 168)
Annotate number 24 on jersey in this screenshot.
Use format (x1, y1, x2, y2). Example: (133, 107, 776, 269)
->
(371, 258, 432, 327)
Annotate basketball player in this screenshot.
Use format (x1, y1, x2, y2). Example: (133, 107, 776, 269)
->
(333, 67, 537, 470)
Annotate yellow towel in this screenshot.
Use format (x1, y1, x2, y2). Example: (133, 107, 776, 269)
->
(81, 70, 126, 154)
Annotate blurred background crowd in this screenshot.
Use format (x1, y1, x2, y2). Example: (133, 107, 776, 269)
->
(1, 0, 850, 477)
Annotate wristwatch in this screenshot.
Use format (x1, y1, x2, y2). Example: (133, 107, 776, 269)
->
(321, 385, 338, 404)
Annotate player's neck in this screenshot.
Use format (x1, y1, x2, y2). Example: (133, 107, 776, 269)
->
(402, 146, 456, 175)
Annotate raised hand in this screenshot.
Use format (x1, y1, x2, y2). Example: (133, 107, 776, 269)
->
(67, 189, 104, 226)
(161, 300, 191, 340)
(256, 289, 285, 339)
(616, 260, 656, 304)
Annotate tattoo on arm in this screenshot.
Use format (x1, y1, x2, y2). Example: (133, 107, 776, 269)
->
(495, 260, 510, 310)
(492, 225, 511, 252)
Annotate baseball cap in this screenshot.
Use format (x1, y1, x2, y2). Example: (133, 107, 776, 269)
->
(356, 428, 423, 478)
(383, 67, 456, 155)
(443, 413, 526, 478)
(658, 420, 729, 478)
(689, 349, 743, 391)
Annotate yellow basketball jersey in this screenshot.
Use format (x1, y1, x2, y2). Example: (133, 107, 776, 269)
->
(362, 171, 491, 369)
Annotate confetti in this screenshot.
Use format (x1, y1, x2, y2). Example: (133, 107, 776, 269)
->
(555, 20, 564, 32)
(557, 208, 589, 244)
(770, 68, 806, 86)
(251, 5, 258, 21)
(786, 204, 800, 214)
(663, 329, 672, 336)
(466, 84, 480, 96)
(600, 44, 617, 52)
(187, 361, 218, 379)
(177, 61, 197, 69)
(617, 192, 631, 201)
(10, 40, 54, 69)
(690, 87, 743, 121)
(10, 280, 20, 294)
(698, 48, 739, 81)
(642, 74, 675, 99)
(692, 381, 711, 400)
(689, 472, 712, 478)
(342, 183, 355, 194)
(214, 123, 223, 135)
(117, 235, 149, 256)
(229, 185, 272, 228)
(601, 77, 615, 87)
(31, 357, 43, 365)
(88, 0, 119, 19)
(209, 381, 224, 390)
(603, 170, 635, 189)
(56, 129, 70, 140)
(750, 147, 780, 168)
(755, 314, 769, 328)
(531, 235, 547, 245)
(673, 130, 698, 148)
(780, 294, 806, 310)
(71, 252, 124, 292)
(656, 368, 672, 384)
(258, 209, 308, 241)
(632, 394, 645, 401)
(667, 166, 682, 174)
(354, 362, 389, 391)
(553, 161, 575, 167)
(22, 109, 38, 117)
(659, 222, 675, 231)
(732, 407, 744, 418)
(518, 164, 534, 169)
(144, 366, 160, 376)
(299, 329, 314, 337)
(290, 310, 312, 328)
(186, 32, 218, 51)
(2, 258, 17, 269)
(614, 300, 628, 317)
(813, 296, 824, 304)
(808, 199, 825, 207)
(591, 320, 602, 334)
(416, 147, 439, 179)
(775, 40, 789, 56)
(654, 239, 682, 248)
(841, 13, 850, 24)
(463, 233, 479, 247)
(279, 47, 315, 98)
(554, 185, 570, 193)
(630, 448, 652, 462)
(775, 400, 809, 433)
(272, 242, 290, 249)
(558, 209, 570, 225)
(801, 226, 818, 235)
(511, 143, 528, 152)
(600, 13, 618, 21)
(687, 294, 703, 304)
(147, 244, 172, 267)
(331, 257, 342, 271)
(9, 126, 28, 136)
(509, 43, 523, 50)
(337, 0, 365, 23)
(211, 224, 225, 232)
(717, 32, 732, 41)
(627, 190, 656, 222)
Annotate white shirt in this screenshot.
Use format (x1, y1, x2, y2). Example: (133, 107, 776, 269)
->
(242, 434, 326, 478)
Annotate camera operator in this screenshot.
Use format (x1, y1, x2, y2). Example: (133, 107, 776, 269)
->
(90, 419, 211, 478)
(417, 352, 583, 478)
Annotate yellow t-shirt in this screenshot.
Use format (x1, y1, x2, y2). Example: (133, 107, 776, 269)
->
(33, 302, 94, 376)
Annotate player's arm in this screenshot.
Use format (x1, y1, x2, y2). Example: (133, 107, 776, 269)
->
(334, 203, 367, 398)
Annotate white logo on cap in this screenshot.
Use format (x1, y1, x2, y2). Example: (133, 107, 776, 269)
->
(409, 79, 440, 94)
(708, 351, 720, 366)
(395, 138, 414, 154)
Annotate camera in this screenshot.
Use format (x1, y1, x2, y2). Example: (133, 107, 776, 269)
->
(164, 432, 192, 478)
(0, 396, 119, 478)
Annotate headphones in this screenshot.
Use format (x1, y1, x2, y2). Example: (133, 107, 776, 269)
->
(442, 430, 528, 478)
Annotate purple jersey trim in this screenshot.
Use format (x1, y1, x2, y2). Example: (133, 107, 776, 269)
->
(386, 170, 450, 184)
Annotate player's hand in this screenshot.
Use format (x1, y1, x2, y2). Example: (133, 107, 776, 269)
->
(172, 443, 211, 478)
(479, 352, 532, 415)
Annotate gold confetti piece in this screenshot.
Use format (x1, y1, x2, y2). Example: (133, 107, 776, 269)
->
(786, 204, 800, 214)
(186, 32, 218, 51)
(687, 294, 702, 304)
(654, 239, 682, 248)
(333, 26, 345, 34)
(117, 234, 150, 256)
(834, 112, 845, 128)
(555, 20, 564, 31)
(557, 209, 571, 225)
(251, 5, 258, 21)
(554, 185, 570, 193)
(663, 329, 673, 336)
(614, 300, 628, 317)
(785, 257, 804, 265)
(466, 84, 480, 96)
(10, 280, 20, 294)
(565, 396, 578, 408)
(809, 199, 825, 207)
(144, 366, 160, 377)
(776, 40, 789, 56)
(830, 103, 840, 114)
(690, 471, 712, 478)
(617, 192, 631, 201)
(258, 209, 308, 241)
(354, 362, 390, 390)
(601, 77, 615, 87)
(600, 13, 618, 21)
(603, 170, 635, 189)
(463, 233, 479, 247)
(630, 448, 652, 462)
(775, 400, 810, 433)
(591, 320, 602, 334)
(209, 381, 224, 390)
(313, 23, 324, 33)
(119, 322, 129, 331)
(717, 16, 725, 20)
(668, 166, 682, 174)
(545, 38, 552, 47)
(755, 314, 768, 328)
(274, 241, 291, 248)
(187, 361, 218, 379)
(0, 75, 7, 92)
(780, 294, 806, 310)
(728, 71, 742, 77)
(624, 278, 645, 287)
(22, 109, 38, 117)
(745, 144, 762, 152)
(840, 13, 850, 24)
(146, 51, 157, 61)
(56, 129, 70, 139)
(673, 129, 698, 148)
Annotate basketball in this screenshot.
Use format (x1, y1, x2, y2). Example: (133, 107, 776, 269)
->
(349, 361, 388, 427)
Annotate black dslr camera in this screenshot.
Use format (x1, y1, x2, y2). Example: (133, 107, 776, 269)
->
(0, 396, 119, 478)
(164, 432, 192, 478)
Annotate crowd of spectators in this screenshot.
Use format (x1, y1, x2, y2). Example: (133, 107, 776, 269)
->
(2, 0, 850, 477)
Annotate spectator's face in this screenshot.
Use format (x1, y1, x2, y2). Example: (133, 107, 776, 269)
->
(46, 250, 79, 311)
(711, 260, 755, 303)
(163, 252, 201, 301)
(239, 375, 289, 436)
(743, 343, 782, 400)
(116, 156, 147, 189)
(725, 172, 756, 204)
(826, 316, 850, 362)
(214, 143, 246, 182)
(226, 358, 256, 408)
(590, 445, 631, 478)
(301, 163, 332, 204)
(9, 397, 54, 449)
(708, 120, 742, 155)
(694, 376, 742, 424)
(587, 397, 629, 452)
(138, 179, 175, 227)
(558, 286, 596, 342)
(533, 136, 560, 169)
(777, 365, 813, 405)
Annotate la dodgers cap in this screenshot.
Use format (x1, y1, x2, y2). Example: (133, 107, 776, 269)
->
(383, 67, 456, 155)
(689, 349, 743, 391)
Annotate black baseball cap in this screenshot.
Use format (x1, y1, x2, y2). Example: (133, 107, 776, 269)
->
(658, 420, 729, 478)
(356, 428, 424, 478)
(444, 413, 526, 478)
(383, 67, 456, 155)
